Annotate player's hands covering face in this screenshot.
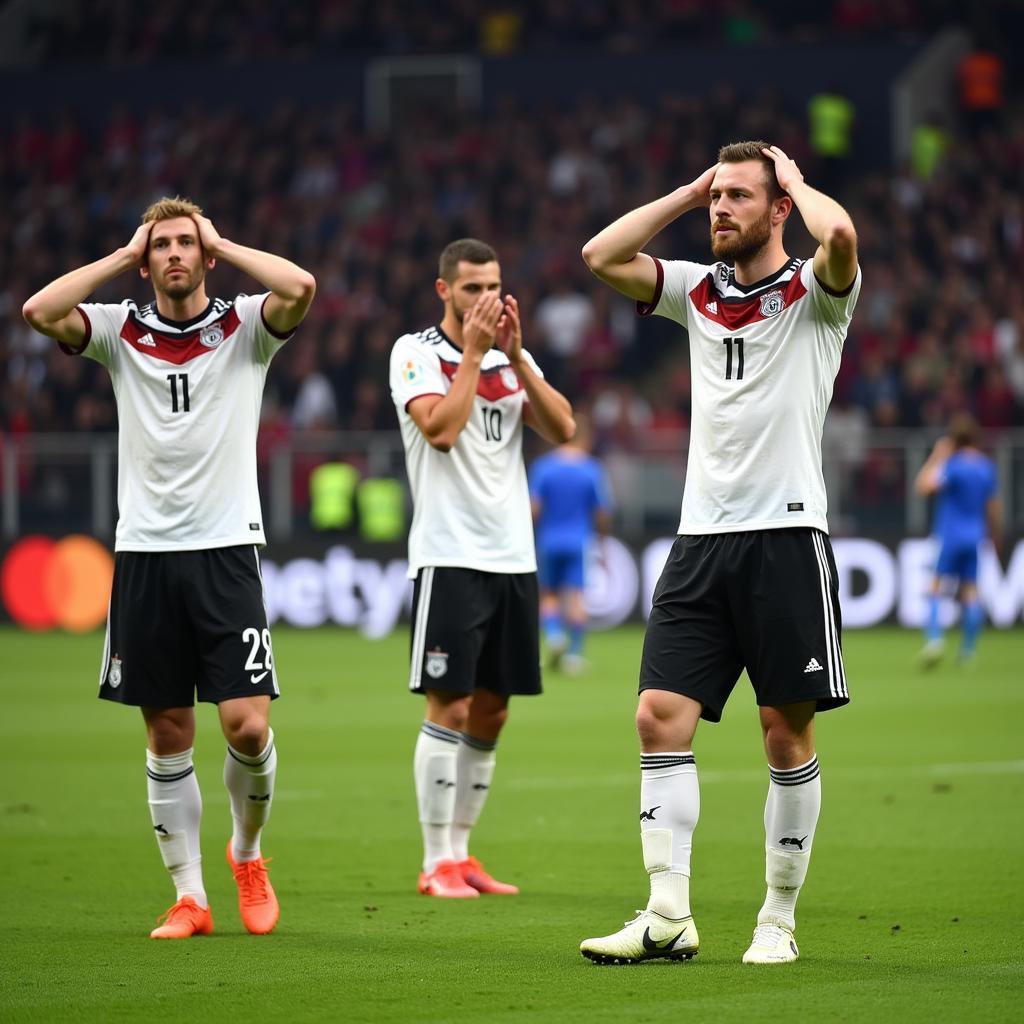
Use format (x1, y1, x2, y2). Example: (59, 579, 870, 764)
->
(462, 292, 504, 357)
(494, 295, 522, 363)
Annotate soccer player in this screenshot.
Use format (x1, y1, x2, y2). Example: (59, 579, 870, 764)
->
(577, 142, 860, 965)
(22, 197, 316, 938)
(914, 414, 1001, 667)
(389, 239, 575, 898)
(528, 414, 612, 674)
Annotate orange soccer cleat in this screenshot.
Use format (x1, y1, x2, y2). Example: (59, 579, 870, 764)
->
(150, 896, 214, 939)
(418, 859, 480, 898)
(457, 856, 520, 895)
(226, 842, 280, 935)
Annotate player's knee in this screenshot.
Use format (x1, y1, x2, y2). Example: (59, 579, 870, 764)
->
(429, 696, 471, 733)
(763, 724, 813, 768)
(144, 711, 194, 754)
(635, 704, 673, 748)
(225, 715, 270, 756)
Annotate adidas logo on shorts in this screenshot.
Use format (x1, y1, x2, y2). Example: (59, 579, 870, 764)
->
(804, 657, 823, 674)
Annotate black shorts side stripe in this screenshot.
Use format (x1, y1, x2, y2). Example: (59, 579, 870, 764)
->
(409, 566, 435, 690)
(98, 591, 112, 693)
(821, 533, 848, 698)
(811, 532, 846, 698)
(252, 545, 280, 696)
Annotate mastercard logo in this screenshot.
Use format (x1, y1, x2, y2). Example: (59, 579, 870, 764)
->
(1, 535, 113, 632)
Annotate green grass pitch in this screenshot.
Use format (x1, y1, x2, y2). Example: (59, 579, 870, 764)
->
(2, 625, 1022, 1023)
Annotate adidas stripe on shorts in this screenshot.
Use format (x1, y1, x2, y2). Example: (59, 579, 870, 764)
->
(639, 528, 849, 722)
(408, 567, 541, 697)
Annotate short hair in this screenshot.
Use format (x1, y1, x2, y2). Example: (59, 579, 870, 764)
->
(141, 196, 204, 225)
(439, 238, 498, 282)
(717, 140, 785, 201)
(949, 412, 979, 449)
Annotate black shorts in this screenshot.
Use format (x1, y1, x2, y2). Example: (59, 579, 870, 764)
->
(639, 529, 848, 723)
(98, 546, 280, 708)
(408, 567, 542, 697)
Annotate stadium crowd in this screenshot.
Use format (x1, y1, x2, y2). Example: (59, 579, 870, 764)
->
(25, 0, 982, 63)
(3, 81, 1022, 449)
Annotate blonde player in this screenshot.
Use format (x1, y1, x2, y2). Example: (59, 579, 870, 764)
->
(23, 197, 315, 938)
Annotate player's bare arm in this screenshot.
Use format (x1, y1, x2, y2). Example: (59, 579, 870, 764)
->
(496, 295, 575, 444)
(191, 214, 316, 335)
(22, 222, 153, 348)
(762, 146, 857, 293)
(408, 293, 503, 452)
(914, 436, 953, 496)
(581, 164, 719, 303)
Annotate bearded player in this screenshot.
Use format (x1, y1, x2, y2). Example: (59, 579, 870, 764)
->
(579, 142, 859, 965)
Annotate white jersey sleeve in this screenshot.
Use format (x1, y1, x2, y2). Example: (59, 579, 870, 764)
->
(638, 259, 710, 328)
(234, 292, 294, 365)
(390, 333, 448, 409)
(802, 259, 862, 334)
(75, 301, 133, 368)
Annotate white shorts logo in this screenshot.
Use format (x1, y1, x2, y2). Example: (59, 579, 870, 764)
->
(425, 650, 449, 679)
(107, 655, 122, 688)
(200, 324, 225, 348)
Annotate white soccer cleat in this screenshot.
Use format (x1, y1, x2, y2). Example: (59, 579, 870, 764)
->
(580, 909, 699, 965)
(560, 652, 588, 676)
(545, 633, 568, 670)
(742, 921, 799, 964)
(917, 638, 945, 670)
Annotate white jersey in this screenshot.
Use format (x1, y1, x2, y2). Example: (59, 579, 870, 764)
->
(69, 294, 290, 551)
(390, 326, 540, 577)
(642, 257, 861, 534)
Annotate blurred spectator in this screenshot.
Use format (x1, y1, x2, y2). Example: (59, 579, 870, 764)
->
(957, 41, 1006, 138)
(807, 86, 855, 194)
(910, 114, 950, 183)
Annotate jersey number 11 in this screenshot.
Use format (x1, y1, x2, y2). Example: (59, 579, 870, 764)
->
(167, 373, 190, 413)
(722, 336, 744, 380)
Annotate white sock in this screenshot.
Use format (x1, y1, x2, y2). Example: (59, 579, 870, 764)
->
(451, 733, 497, 862)
(223, 728, 277, 863)
(640, 752, 699, 920)
(146, 748, 206, 908)
(414, 721, 459, 872)
(759, 756, 822, 931)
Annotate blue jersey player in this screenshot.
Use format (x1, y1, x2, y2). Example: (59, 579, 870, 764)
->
(529, 416, 612, 674)
(914, 414, 1002, 666)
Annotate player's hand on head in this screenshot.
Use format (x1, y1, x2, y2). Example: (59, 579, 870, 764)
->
(689, 163, 720, 206)
(761, 146, 804, 193)
(125, 221, 153, 265)
(191, 213, 223, 256)
(495, 294, 522, 361)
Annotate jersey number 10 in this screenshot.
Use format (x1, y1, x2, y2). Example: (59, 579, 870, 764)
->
(722, 336, 744, 380)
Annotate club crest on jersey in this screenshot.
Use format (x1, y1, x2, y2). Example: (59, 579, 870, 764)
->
(403, 359, 424, 384)
(425, 649, 449, 679)
(500, 367, 519, 392)
(199, 324, 225, 348)
(107, 654, 122, 688)
(759, 289, 785, 318)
